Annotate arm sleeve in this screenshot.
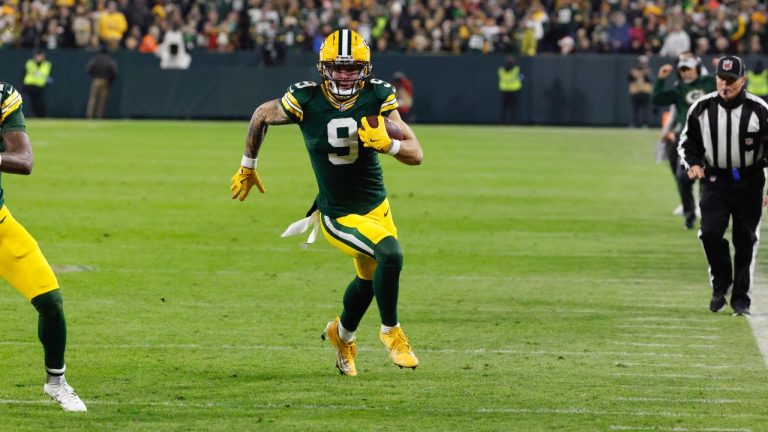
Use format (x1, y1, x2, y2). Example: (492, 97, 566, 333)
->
(651, 78, 677, 106)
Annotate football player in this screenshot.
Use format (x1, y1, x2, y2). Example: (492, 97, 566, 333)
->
(0, 82, 86, 411)
(230, 29, 423, 376)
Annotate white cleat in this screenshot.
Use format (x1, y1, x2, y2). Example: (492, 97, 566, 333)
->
(44, 381, 87, 412)
(672, 205, 683, 216)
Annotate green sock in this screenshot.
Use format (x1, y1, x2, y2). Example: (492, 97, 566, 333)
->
(372, 236, 403, 326)
(31, 290, 67, 371)
(340, 277, 374, 332)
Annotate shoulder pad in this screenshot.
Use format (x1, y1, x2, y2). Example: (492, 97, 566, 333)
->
(0, 82, 24, 123)
(281, 81, 318, 123)
(286, 81, 319, 104)
(367, 78, 396, 99)
(0, 82, 16, 95)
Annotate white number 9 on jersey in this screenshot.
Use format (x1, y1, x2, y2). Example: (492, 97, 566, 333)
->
(327, 118, 359, 165)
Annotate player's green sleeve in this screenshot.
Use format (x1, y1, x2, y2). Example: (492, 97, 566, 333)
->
(651, 78, 678, 106)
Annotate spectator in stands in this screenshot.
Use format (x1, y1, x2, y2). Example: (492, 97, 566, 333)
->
(608, 11, 630, 52)
(22, 50, 52, 118)
(3, 0, 768, 59)
(98, 1, 127, 50)
(138, 25, 159, 53)
(72, 4, 92, 49)
(713, 35, 731, 56)
(628, 55, 652, 128)
(660, 19, 691, 58)
(694, 37, 710, 57)
(85, 45, 117, 119)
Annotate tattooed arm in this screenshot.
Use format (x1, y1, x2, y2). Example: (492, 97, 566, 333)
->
(243, 99, 293, 159)
(230, 99, 292, 201)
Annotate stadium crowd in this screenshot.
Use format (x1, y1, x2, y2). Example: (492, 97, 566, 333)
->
(0, 0, 766, 58)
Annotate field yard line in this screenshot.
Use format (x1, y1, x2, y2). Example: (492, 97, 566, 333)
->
(616, 384, 748, 392)
(0, 341, 740, 360)
(748, 271, 768, 369)
(616, 324, 718, 331)
(626, 317, 714, 323)
(613, 396, 739, 404)
(614, 342, 716, 349)
(610, 426, 750, 432)
(618, 334, 721, 340)
(616, 362, 730, 370)
(613, 372, 724, 380)
(0, 399, 756, 419)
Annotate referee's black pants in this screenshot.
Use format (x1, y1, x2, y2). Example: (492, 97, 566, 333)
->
(699, 168, 765, 309)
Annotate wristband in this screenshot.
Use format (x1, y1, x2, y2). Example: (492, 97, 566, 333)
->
(387, 139, 401, 156)
(241, 155, 257, 169)
(0, 154, 3, 167)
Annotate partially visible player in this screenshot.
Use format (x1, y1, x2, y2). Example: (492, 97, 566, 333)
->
(230, 29, 423, 376)
(652, 52, 715, 229)
(0, 82, 86, 411)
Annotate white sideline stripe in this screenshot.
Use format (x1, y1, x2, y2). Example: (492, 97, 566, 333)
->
(613, 372, 724, 380)
(627, 317, 714, 323)
(616, 384, 748, 392)
(614, 342, 716, 349)
(0, 399, 755, 419)
(616, 324, 717, 331)
(619, 333, 721, 340)
(614, 396, 739, 404)
(0, 341, 738, 359)
(749, 272, 768, 368)
(610, 427, 751, 432)
(616, 362, 730, 370)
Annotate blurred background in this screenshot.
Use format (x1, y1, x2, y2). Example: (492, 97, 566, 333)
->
(1, 0, 767, 125)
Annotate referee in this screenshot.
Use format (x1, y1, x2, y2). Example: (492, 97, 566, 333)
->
(678, 55, 768, 317)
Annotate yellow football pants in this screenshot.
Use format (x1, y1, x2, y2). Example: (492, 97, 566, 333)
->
(320, 198, 398, 280)
(0, 205, 59, 300)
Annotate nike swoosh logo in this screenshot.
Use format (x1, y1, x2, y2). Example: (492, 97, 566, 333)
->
(384, 208, 389, 217)
(0, 215, 7, 224)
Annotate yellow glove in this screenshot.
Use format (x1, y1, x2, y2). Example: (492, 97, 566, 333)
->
(359, 115, 392, 153)
(230, 167, 266, 201)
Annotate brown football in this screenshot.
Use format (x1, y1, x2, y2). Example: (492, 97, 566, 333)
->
(365, 115, 404, 141)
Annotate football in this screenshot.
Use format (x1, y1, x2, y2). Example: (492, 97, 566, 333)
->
(365, 115, 404, 141)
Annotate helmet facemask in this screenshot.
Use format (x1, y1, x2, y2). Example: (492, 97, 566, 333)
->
(317, 29, 372, 100)
(318, 60, 371, 99)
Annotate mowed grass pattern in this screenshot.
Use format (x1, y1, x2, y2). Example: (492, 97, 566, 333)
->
(0, 120, 766, 431)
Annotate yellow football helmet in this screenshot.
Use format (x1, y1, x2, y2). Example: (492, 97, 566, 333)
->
(317, 29, 372, 99)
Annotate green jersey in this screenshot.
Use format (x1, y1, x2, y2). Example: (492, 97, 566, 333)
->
(651, 75, 716, 133)
(280, 79, 399, 218)
(0, 82, 26, 208)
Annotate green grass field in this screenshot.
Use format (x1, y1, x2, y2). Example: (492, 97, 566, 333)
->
(0, 120, 767, 431)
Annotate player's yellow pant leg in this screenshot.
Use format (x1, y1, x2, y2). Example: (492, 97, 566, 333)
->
(0, 205, 59, 300)
(320, 199, 398, 280)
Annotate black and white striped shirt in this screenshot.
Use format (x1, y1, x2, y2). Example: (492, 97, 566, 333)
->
(678, 90, 768, 170)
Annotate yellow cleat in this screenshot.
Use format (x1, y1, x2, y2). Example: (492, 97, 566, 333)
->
(379, 326, 419, 369)
(321, 317, 357, 377)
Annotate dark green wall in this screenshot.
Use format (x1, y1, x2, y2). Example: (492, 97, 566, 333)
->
(1, 50, 747, 125)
